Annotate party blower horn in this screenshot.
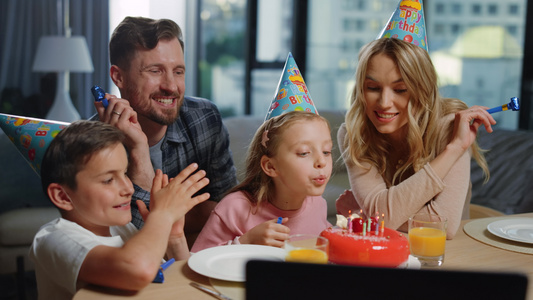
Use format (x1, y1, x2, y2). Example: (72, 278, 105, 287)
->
(487, 97, 520, 114)
(0, 113, 69, 175)
(265, 52, 318, 121)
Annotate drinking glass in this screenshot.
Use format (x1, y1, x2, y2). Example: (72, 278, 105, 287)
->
(284, 234, 329, 264)
(408, 214, 447, 267)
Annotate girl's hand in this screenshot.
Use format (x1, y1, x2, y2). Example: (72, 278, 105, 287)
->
(239, 218, 290, 247)
(450, 105, 496, 151)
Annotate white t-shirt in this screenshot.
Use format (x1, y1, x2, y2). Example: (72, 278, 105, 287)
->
(29, 218, 138, 300)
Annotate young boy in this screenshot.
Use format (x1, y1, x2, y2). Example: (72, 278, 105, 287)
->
(29, 120, 210, 299)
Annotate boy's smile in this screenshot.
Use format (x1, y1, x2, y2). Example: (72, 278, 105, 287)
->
(63, 143, 134, 236)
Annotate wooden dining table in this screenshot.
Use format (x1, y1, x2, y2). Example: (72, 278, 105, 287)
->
(74, 212, 533, 300)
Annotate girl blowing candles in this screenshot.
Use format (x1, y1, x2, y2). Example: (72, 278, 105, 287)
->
(192, 111, 333, 251)
(337, 37, 495, 239)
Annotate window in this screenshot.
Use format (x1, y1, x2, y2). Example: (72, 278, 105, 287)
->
(507, 25, 518, 36)
(452, 3, 462, 14)
(305, 0, 526, 129)
(436, 3, 445, 14)
(343, 19, 356, 31)
(450, 24, 462, 35)
(109, 0, 533, 130)
(472, 4, 482, 15)
(356, 20, 365, 31)
(198, 0, 247, 117)
(434, 23, 446, 35)
(488, 4, 498, 15)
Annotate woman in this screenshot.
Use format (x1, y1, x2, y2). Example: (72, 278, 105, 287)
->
(338, 38, 495, 238)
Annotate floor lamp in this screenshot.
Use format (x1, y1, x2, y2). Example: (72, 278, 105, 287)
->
(32, 36, 94, 122)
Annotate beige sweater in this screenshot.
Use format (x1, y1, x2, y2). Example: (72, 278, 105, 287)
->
(337, 124, 471, 239)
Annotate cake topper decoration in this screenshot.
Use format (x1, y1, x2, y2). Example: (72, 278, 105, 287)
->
(487, 97, 520, 114)
(377, 0, 428, 51)
(264, 52, 318, 121)
(0, 113, 69, 175)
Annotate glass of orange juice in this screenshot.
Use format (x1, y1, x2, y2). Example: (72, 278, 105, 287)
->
(284, 234, 329, 264)
(408, 214, 447, 267)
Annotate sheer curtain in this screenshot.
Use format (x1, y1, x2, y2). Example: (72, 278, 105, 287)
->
(0, 0, 109, 119)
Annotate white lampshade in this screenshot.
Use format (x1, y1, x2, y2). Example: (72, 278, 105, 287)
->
(32, 35, 94, 122)
(32, 36, 94, 72)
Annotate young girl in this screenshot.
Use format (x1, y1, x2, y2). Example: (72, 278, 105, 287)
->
(338, 38, 495, 239)
(192, 111, 333, 252)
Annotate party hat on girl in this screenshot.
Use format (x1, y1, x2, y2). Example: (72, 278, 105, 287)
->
(265, 52, 318, 120)
(0, 113, 69, 175)
(377, 0, 428, 51)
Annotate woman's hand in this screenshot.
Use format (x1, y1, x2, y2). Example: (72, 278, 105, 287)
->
(450, 105, 496, 151)
(239, 218, 290, 247)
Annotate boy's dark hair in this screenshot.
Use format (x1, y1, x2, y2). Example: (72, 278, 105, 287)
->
(41, 120, 126, 195)
(109, 16, 184, 70)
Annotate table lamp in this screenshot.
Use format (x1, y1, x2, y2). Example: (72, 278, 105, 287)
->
(32, 35, 94, 122)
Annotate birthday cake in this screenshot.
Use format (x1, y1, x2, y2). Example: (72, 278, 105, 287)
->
(320, 214, 410, 268)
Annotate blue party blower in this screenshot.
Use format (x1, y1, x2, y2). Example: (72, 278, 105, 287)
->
(153, 258, 175, 283)
(90, 85, 108, 109)
(487, 97, 519, 114)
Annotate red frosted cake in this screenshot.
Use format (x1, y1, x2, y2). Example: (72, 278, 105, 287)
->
(320, 215, 410, 268)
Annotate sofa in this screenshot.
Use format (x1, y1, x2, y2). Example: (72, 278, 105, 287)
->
(470, 128, 533, 214)
(0, 131, 59, 298)
(224, 110, 533, 224)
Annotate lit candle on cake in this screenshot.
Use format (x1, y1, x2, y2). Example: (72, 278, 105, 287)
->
(374, 213, 380, 235)
(347, 210, 352, 233)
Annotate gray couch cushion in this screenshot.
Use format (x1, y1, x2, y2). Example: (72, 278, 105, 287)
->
(470, 129, 533, 214)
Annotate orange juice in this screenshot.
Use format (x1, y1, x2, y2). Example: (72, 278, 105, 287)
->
(408, 227, 446, 257)
(285, 249, 328, 264)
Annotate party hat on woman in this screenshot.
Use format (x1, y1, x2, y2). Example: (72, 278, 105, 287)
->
(265, 52, 318, 121)
(0, 113, 69, 175)
(377, 0, 428, 51)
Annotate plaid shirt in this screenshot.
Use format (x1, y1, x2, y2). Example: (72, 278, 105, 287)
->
(92, 96, 237, 228)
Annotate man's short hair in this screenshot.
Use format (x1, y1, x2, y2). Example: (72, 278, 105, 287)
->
(41, 120, 126, 194)
(109, 16, 184, 70)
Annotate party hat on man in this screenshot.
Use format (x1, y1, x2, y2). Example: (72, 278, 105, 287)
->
(265, 52, 318, 121)
(377, 0, 428, 51)
(0, 113, 69, 175)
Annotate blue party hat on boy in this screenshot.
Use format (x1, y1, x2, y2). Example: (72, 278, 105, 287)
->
(0, 113, 69, 175)
(377, 0, 428, 51)
(265, 52, 318, 121)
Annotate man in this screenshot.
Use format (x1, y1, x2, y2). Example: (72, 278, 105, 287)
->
(93, 16, 237, 246)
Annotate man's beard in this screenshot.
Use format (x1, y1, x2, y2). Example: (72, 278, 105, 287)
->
(148, 104, 180, 126)
(125, 86, 181, 125)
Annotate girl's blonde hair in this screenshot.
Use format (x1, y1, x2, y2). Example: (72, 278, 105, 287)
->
(228, 111, 330, 208)
(344, 38, 489, 186)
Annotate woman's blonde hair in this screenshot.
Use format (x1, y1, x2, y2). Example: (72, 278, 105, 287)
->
(344, 38, 488, 186)
(228, 111, 330, 208)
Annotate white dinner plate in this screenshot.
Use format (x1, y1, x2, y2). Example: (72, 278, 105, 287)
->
(487, 218, 533, 244)
(188, 245, 286, 282)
